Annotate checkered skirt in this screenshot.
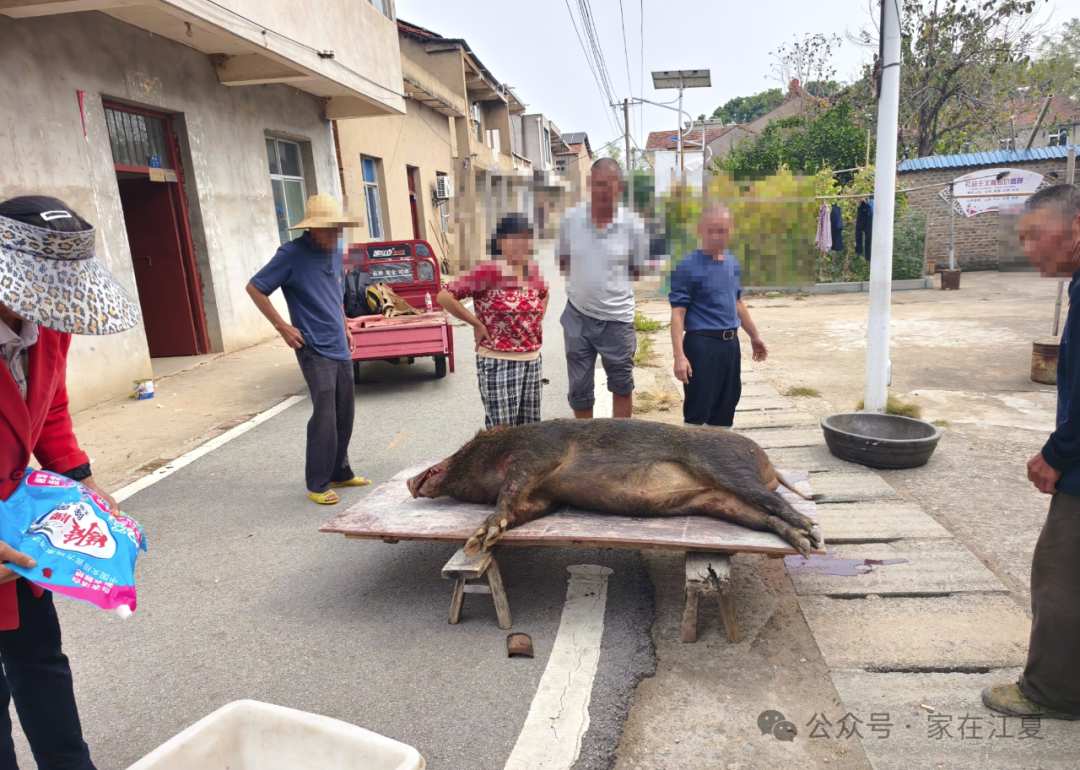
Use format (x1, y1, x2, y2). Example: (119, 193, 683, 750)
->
(476, 354, 543, 429)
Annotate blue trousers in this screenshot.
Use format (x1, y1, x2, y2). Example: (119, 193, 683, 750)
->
(682, 332, 742, 427)
(0, 579, 95, 770)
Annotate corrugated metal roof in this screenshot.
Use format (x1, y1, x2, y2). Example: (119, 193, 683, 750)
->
(898, 145, 1080, 172)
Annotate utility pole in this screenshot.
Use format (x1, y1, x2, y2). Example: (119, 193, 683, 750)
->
(624, 98, 634, 213)
(863, 0, 903, 414)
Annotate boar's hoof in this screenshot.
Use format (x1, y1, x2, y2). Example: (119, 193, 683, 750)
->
(464, 515, 507, 556)
(810, 526, 824, 550)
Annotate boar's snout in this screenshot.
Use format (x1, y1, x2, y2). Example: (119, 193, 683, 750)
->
(408, 463, 446, 498)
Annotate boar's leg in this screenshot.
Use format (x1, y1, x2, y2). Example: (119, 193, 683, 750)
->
(686, 489, 816, 557)
(463, 452, 560, 557)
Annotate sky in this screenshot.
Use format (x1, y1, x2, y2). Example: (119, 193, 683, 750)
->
(395, 0, 1072, 157)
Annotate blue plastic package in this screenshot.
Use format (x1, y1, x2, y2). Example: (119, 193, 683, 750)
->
(0, 469, 146, 617)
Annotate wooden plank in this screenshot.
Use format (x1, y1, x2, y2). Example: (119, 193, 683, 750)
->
(760, 445, 863, 473)
(786, 540, 1007, 597)
(322, 463, 822, 556)
(462, 584, 491, 594)
(685, 552, 731, 593)
(814, 503, 953, 542)
(441, 547, 492, 580)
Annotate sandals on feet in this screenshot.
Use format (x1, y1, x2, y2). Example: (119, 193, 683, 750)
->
(307, 490, 340, 505)
(330, 477, 372, 488)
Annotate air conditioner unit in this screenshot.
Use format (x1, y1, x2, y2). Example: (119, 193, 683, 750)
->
(435, 176, 453, 200)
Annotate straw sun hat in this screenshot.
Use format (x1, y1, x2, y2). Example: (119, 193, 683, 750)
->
(287, 194, 363, 230)
(0, 215, 140, 336)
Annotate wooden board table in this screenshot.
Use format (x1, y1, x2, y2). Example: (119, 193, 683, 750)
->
(320, 461, 821, 642)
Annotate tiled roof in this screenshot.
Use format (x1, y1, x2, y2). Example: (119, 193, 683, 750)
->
(897, 144, 1080, 171)
(644, 126, 741, 151)
(1009, 95, 1080, 128)
(396, 19, 442, 39)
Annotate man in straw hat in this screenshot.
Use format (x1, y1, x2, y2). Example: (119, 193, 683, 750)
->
(0, 194, 143, 769)
(247, 194, 371, 505)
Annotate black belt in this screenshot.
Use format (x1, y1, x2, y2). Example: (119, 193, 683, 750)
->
(689, 328, 737, 340)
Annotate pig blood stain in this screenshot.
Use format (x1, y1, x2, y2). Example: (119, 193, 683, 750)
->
(783, 550, 908, 576)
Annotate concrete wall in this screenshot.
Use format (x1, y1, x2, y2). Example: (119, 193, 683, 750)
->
(0, 11, 340, 411)
(335, 99, 454, 265)
(898, 157, 1071, 272)
(519, 114, 554, 171)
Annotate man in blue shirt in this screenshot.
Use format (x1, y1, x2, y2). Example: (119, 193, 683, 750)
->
(669, 204, 767, 428)
(246, 195, 370, 505)
(984, 183, 1080, 721)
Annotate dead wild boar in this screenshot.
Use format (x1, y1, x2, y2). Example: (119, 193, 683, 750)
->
(408, 419, 823, 557)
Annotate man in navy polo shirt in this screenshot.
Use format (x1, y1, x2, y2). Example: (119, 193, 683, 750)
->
(669, 203, 767, 429)
(246, 195, 370, 505)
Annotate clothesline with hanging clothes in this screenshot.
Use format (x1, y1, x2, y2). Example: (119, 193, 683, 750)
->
(814, 180, 954, 200)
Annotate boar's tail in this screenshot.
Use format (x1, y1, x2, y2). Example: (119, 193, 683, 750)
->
(775, 471, 818, 500)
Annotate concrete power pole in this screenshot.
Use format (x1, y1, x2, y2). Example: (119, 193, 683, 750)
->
(863, 0, 903, 414)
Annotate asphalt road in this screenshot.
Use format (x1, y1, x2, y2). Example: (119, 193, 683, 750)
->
(23, 283, 655, 770)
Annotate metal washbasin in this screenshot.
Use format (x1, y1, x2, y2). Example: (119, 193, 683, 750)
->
(821, 413, 942, 469)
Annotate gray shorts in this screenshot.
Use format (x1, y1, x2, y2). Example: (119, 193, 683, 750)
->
(560, 301, 636, 410)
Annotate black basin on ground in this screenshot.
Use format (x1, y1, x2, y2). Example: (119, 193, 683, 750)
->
(821, 413, 942, 469)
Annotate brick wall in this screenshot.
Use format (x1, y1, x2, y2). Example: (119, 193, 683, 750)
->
(898, 157, 1071, 271)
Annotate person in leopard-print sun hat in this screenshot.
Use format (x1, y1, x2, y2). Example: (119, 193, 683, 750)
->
(0, 194, 141, 770)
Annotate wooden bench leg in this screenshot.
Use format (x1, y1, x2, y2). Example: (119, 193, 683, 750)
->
(681, 588, 700, 643)
(716, 581, 742, 644)
(441, 546, 512, 629)
(486, 558, 513, 630)
(449, 579, 466, 624)
(684, 551, 741, 644)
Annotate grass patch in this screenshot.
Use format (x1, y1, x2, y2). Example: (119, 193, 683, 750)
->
(932, 419, 949, 427)
(633, 335, 655, 366)
(854, 396, 923, 420)
(634, 312, 668, 332)
(785, 386, 821, 398)
(633, 388, 678, 414)
(764, 292, 786, 299)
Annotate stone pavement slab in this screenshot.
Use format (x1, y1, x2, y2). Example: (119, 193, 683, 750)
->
(736, 396, 795, 411)
(738, 427, 825, 449)
(809, 473, 905, 502)
(829, 669, 1080, 770)
(734, 410, 819, 430)
(815, 503, 954, 542)
(741, 381, 782, 398)
(800, 595, 1030, 672)
(787, 540, 1008, 597)
(765, 445, 870, 473)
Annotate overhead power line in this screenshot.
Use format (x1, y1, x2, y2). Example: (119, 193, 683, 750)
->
(562, 0, 622, 136)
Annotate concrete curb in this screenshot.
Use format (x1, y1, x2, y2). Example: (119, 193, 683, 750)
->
(745, 277, 935, 295)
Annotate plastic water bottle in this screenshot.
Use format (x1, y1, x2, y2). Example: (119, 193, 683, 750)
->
(425, 292, 433, 313)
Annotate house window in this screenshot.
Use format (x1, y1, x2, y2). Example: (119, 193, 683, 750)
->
(105, 107, 173, 169)
(486, 129, 501, 156)
(436, 172, 450, 233)
(362, 156, 384, 240)
(1049, 126, 1071, 147)
(266, 138, 306, 245)
(543, 127, 552, 165)
(369, 0, 390, 17)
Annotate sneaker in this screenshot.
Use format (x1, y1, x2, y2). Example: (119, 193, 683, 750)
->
(981, 683, 1080, 721)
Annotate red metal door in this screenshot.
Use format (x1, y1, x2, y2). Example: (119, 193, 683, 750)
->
(407, 167, 421, 240)
(118, 178, 201, 356)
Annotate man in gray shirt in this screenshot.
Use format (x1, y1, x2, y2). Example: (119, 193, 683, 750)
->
(558, 157, 648, 418)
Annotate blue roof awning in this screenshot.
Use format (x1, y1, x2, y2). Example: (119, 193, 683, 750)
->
(898, 145, 1080, 172)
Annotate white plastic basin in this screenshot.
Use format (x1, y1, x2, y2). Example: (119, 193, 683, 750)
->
(126, 700, 425, 770)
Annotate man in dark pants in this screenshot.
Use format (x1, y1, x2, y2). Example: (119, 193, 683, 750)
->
(247, 195, 370, 505)
(983, 183, 1080, 720)
(669, 204, 767, 428)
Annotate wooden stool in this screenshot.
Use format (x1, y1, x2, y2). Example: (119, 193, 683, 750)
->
(441, 547, 512, 630)
(682, 552, 742, 644)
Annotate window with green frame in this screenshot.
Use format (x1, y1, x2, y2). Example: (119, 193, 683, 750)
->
(266, 138, 307, 244)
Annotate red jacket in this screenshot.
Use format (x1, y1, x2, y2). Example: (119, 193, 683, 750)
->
(0, 327, 89, 629)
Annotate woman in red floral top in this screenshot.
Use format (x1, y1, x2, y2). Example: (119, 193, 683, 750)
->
(438, 214, 549, 428)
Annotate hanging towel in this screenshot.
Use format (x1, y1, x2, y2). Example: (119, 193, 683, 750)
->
(816, 203, 832, 252)
(855, 200, 873, 258)
(830, 204, 844, 252)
